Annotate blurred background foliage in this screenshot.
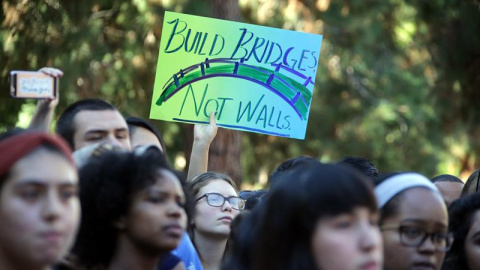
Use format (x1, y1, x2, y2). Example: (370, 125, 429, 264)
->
(1, 0, 479, 187)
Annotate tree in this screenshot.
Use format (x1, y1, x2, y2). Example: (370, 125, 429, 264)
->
(1, 0, 479, 185)
(179, 0, 244, 186)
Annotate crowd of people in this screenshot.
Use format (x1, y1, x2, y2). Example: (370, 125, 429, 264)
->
(1, 67, 480, 270)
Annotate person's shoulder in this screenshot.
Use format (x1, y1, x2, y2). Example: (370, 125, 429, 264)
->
(172, 232, 203, 270)
(158, 253, 182, 270)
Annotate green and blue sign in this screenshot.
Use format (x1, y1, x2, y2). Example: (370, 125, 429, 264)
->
(150, 11, 323, 139)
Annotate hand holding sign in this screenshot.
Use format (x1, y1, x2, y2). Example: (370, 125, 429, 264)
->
(37, 67, 63, 109)
(25, 67, 64, 132)
(194, 111, 218, 145)
(150, 12, 323, 139)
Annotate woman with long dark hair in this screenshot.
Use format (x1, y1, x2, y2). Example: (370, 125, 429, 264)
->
(442, 193, 480, 270)
(224, 163, 382, 270)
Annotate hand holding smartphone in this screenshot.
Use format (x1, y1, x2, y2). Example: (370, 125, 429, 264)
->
(10, 70, 59, 99)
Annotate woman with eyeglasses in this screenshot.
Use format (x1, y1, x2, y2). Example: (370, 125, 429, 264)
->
(442, 193, 480, 270)
(189, 172, 245, 270)
(374, 172, 452, 270)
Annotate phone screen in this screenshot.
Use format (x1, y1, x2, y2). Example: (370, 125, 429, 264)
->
(10, 71, 57, 99)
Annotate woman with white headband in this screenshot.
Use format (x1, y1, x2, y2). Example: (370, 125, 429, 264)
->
(374, 172, 453, 270)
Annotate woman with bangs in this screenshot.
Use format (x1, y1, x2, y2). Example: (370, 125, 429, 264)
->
(225, 163, 382, 270)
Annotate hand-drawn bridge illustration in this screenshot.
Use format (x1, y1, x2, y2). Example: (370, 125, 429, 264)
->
(155, 58, 315, 120)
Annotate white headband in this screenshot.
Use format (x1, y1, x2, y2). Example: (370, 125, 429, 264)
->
(374, 172, 439, 208)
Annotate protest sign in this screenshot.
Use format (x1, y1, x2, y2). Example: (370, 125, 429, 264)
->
(150, 11, 323, 139)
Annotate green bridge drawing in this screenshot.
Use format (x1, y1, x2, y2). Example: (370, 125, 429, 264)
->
(156, 58, 315, 120)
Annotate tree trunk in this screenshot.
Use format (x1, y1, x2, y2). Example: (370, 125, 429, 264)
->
(183, 0, 244, 187)
(212, 0, 243, 22)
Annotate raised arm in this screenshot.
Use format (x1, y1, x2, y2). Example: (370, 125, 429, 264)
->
(186, 112, 218, 181)
(28, 67, 63, 132)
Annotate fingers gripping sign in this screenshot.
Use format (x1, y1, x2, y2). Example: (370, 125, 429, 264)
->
(28, 67, 64, 132)
(37, 67, 64, 109)
(194, 111, 218, 145)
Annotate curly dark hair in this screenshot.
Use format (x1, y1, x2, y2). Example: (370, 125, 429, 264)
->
(73, 147, 190, 269)
(442, 193, 480, 270)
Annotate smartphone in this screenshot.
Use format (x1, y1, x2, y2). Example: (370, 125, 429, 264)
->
(10, 71, 58, 99)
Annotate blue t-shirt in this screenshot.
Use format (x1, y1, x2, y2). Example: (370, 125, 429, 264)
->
(172, 232, 203, 270)
(158, 253, 182, 270)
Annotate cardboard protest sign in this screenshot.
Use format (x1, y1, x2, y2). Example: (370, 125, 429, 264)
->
(150, 11, 323, 139)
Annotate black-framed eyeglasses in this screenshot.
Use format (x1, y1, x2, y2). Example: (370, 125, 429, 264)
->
(381, 224, 454, 252)
(195, 193, 246, 210)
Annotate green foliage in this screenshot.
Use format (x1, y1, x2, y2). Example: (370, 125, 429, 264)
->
(239, 0, 480, 181)
(1, 0, 479, 183)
